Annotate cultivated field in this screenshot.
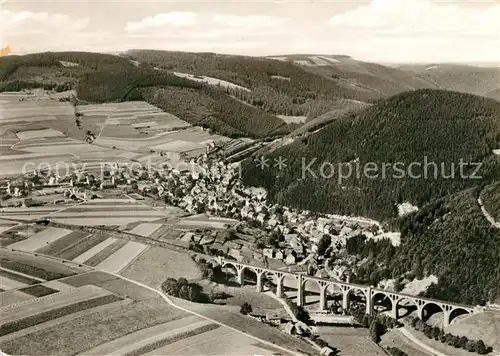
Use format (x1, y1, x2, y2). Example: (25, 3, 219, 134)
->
(0, 92, 119, 177)
(0, 224, 44, 247)
(0, 205, 63, 221)
(0, 91, 231, 177)
(48, 198, 180, 226)
(9, 227, 72, 252)
(2, 221, 151, 275)
(128, 222, 163, 237)
(0, 248, 87, 280)
(137, 322, 287, 356)
(0, 247, 89, 306)
(94, 241, 148, 273)
(172, 297, 318, 355)
(172, 72, 250, 92)
(0, 290, 187, 355)
(87, 101, 192, 139)
(0, 251, 296, 356)
(121, 246, 202, 288)
(94, 126, 229, 156)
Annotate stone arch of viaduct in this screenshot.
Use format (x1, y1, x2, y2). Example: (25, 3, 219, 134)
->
(219, 259, 476, 327)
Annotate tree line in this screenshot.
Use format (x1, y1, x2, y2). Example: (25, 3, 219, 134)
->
(408, 316, 492, 354)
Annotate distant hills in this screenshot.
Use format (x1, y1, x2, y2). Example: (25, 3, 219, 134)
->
(267, 54, 438, 101)
(2, 50, 498, 139)
(397, 63, 500, 98)
(242, 89, 500, 220)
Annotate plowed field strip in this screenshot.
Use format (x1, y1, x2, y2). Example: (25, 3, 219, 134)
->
(0, 269, 38, 285)
(96, 241, 147, 273)
(66, 206, 153, 213)
(77, 315, 201, 355)
(0, 258, 71, 280)
(19, 285, 58, 297)
(9, 227, 72, 252)
(0, 267, 45, 282)
(0, 276, 28, 290)
(83, 240, 128, 267)
(35, 231, 89, 256)
(58, 234, 109, 261)
(1, 285, 108, 320)
(0, 298, 132, 344)
(0, 294, 122, 337)
(51, 212, 167, 217)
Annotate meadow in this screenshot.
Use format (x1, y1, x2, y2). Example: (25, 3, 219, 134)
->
(121, 246, 202, 289)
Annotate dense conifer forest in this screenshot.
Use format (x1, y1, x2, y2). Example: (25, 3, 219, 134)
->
(242, 89, 500, 220)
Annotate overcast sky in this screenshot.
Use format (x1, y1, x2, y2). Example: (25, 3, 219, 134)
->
(1, 0, 499, 63)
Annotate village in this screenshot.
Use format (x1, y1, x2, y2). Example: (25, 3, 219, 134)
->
(0, 151, 399, 282)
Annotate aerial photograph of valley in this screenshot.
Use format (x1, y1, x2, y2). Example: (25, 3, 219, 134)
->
(0, 0, 499, 355)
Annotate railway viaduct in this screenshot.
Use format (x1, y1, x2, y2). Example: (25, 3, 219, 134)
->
(216, 258, 478, 328)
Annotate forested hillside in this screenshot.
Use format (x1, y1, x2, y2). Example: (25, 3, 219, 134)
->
(348, 186, 500, 305)
(0, 51, 136, 92)
(242, 89, 500, 220)
(75, 67, 288, 138)
(126, 49, 373, 117)
(138, 86, 287, 138)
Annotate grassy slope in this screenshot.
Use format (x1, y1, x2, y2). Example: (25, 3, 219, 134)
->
(242, 89, 500, 220)
(445, 310, 500, 350)
(290, 99, 372, 136)
(481, 181, 500, 221)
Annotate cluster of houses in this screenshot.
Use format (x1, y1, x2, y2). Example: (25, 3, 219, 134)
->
(2, 152, 392, 271)
(5, 180, 34, 198)
(132, 156, 390, 267)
